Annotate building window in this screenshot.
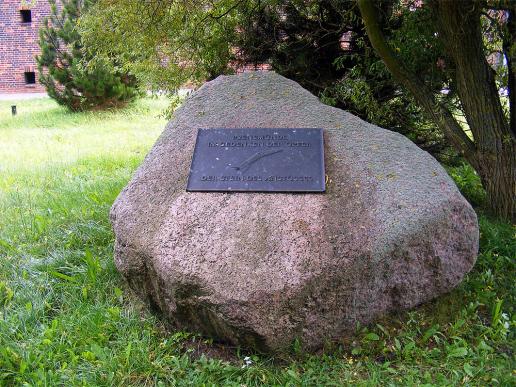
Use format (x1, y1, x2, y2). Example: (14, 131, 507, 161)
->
(20, 10, 32, 23)
(24, 71, 36, 84)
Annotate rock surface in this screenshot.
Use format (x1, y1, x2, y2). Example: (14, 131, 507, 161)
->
(110, 72, 479, 352)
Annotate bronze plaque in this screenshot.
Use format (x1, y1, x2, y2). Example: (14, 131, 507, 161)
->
(187, 128, 325, 192)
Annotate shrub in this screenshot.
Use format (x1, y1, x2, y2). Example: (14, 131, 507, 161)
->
(37, 0, 140, 111)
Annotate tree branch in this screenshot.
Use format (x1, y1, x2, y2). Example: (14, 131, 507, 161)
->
(356, 0, 476, 160)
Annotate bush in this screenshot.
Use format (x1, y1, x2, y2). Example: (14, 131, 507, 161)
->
(37, 0, 140, 111)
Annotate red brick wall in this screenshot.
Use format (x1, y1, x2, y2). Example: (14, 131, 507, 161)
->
(0, 0, 51, 93)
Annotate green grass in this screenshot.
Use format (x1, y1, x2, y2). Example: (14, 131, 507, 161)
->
(0, 97, 514, 386)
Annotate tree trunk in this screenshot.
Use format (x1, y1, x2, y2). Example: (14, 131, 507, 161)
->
(432, 0, 516, 222)
(477, 145, 516, 221)
(503, 5, 515, 137)
(357, 0, 516, 222)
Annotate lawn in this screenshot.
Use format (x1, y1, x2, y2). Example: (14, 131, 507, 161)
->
(0, 97, 514, 386)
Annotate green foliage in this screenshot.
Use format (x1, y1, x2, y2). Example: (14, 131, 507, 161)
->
(80, 0, 239, 93)
(37, 0, 140, 111)
(447, 163, 487, 208)
(0, 98, 514, 385)
(319, 1, 458, 162)
(80, 0, 457, 161)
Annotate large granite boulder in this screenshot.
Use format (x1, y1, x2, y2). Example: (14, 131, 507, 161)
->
(110, 72, 479, 353)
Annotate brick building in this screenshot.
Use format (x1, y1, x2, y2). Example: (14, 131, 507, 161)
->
(0, 0, 51, 93)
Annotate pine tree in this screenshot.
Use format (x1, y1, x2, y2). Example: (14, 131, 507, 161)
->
(37, 0, 140, 111)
